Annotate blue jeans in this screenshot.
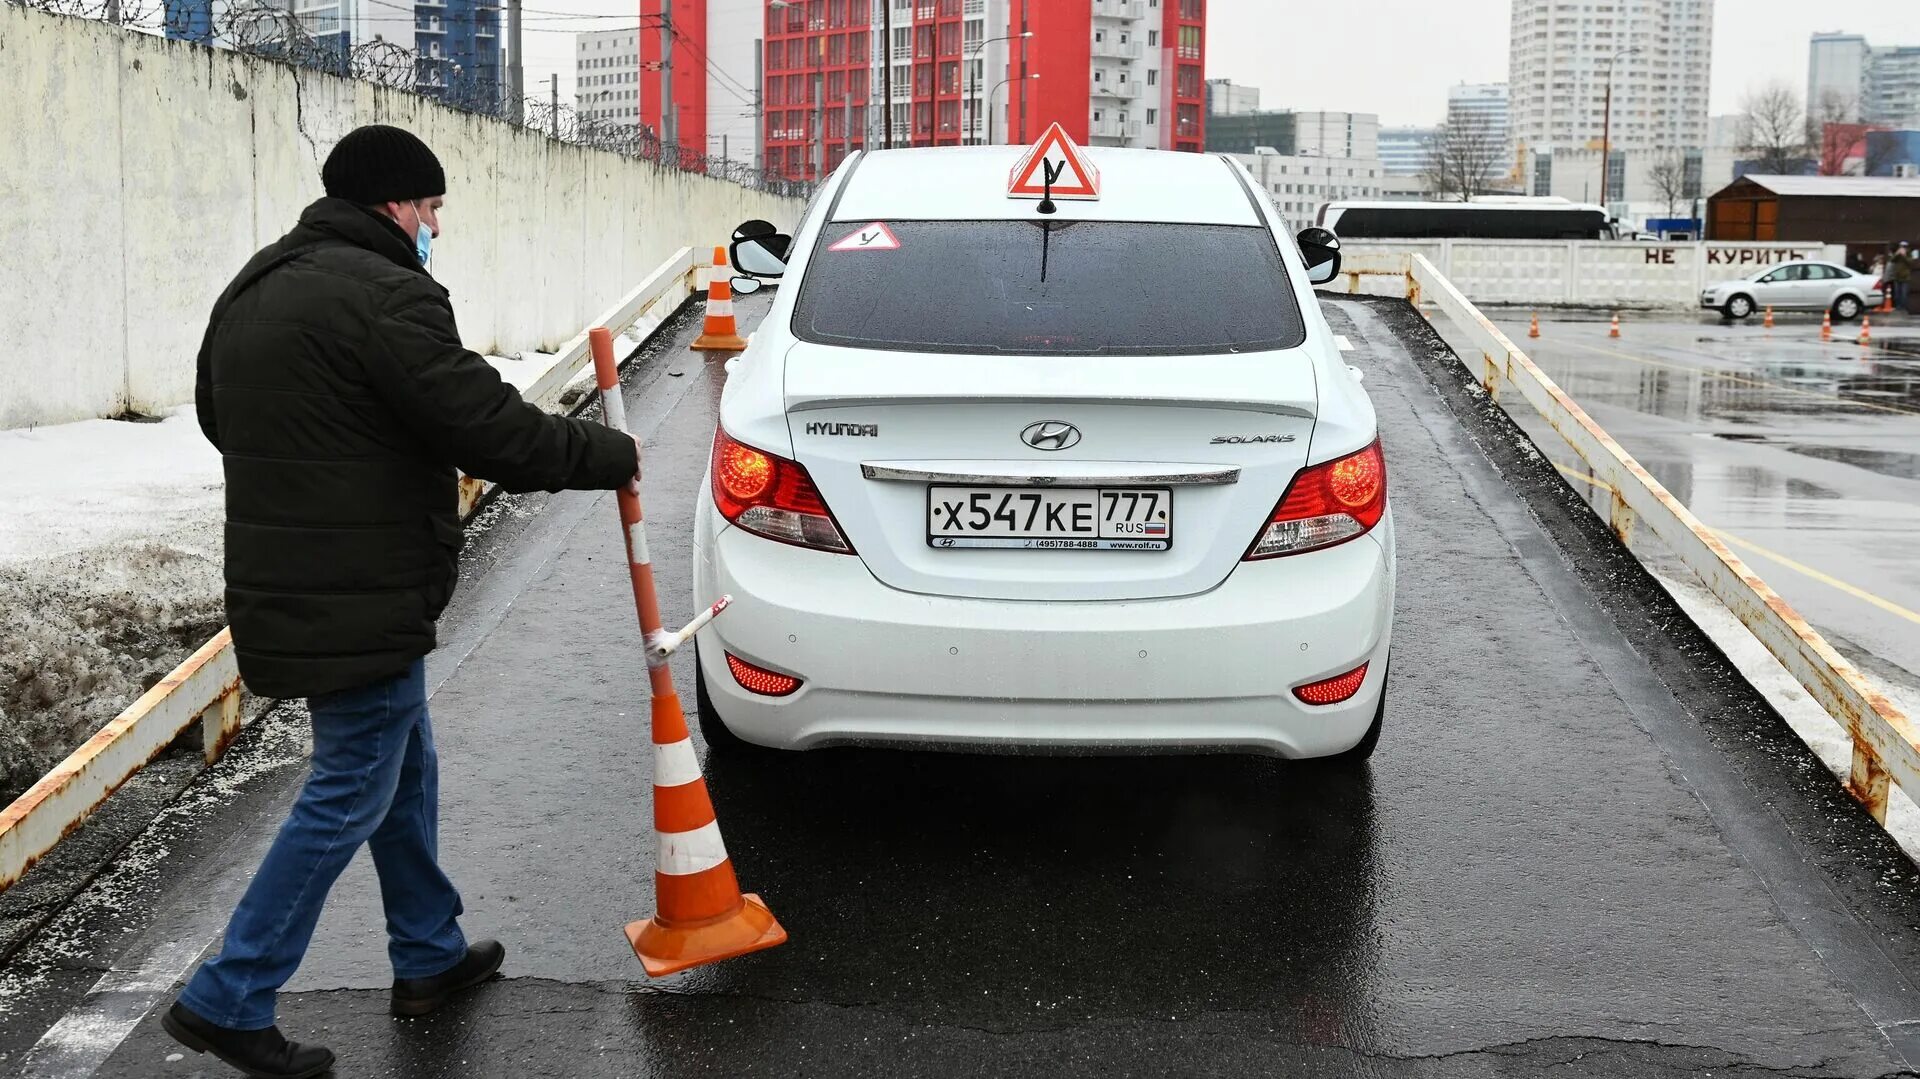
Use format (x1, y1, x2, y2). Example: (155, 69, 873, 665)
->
(1895, 280, 1910, 312)
(180, 660, 468, 1029)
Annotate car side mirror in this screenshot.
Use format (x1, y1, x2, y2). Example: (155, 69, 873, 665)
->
(730, 233, 792, 279)
(1297, 226, 1342, 286)
(733, 219, 778, 241)
(730, 275, 765, 296)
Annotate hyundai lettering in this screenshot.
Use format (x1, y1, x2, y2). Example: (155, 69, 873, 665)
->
(696, 131, 1395, 761)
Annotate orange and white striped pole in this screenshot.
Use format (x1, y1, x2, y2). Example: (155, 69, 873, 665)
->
(588, 328, 786, 978)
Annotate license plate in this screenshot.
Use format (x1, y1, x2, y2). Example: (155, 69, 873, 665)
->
(926, 486, 1172, 551)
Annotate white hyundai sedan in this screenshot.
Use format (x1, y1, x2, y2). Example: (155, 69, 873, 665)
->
(692, 144, 1395, 761)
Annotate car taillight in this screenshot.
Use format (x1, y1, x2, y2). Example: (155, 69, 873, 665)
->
(726, 652, 803, 697)
(1246, 440, 1386, 559)
(710, 429, 853, 553)
(1293, 662, 1369, 705)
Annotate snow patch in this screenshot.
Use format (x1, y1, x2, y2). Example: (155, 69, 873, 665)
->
(0, 410, 225, 803)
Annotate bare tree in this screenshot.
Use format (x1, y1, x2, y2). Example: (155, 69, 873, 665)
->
(1647, 149, 1689, 216)
(1419, 123, 1506, 201)
(1739, 82, 1812, 175)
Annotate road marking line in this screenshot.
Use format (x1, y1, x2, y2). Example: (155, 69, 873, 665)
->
(1334, 334, 1354, 352)
(1537, 335, 1920, 418)
(17, 939, 213, 1078)
(1551, 462, 1920, 626)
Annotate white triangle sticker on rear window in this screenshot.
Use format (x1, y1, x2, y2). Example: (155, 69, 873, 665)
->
(828, 222, 902, 252)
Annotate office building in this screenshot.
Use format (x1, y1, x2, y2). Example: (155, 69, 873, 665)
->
(1207, 78, 1260, 116)
(1206, 111, 1295, 155)
(1378, 126, 1435, 176)
(577, 29, 642, 129)
(1809, 32, 1920, 129)
(1293, 110, 1378, 159)
(1507, 0, 1712, 152)
(1207, 109, 1377, 159)
(654, 0, 1207, 183)
(1233, 149, 1384, 225)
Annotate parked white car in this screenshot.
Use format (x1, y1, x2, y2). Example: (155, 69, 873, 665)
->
(695, 145, 1395, 762)
(1701, 261, 1883, 321)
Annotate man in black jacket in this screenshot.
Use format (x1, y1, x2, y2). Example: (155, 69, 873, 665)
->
(163, 125, 642, 1079)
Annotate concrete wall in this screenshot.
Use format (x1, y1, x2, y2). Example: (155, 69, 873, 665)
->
(0, 4, 803, 429)
(1342, 240, 1848, 308)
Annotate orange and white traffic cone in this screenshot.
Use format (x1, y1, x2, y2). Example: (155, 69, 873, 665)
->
(1528, 313, 1541, 339)
(698, 245, 728, 295)
(1821, 310, 1833, 342)
(1880, 291, 1896, 314)
(691, 274, 749, 352)
(589, 329, 786, 978)
(1858, 314, 1872, 347)
(1763, 305, 1774, 330)
(1608, 313, 1621, 339)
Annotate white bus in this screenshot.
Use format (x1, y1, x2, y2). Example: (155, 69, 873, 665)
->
(1316, 198, 1621, 241)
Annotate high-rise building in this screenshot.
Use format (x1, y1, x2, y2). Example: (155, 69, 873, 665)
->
(1206, 78, 1260, 116)
(163, 0, 500, 105)
(1809, 32, 1920, 129)
(1446, 82, 1508, 147)
(1507, 0, 1712, 153)
(657, 0, 1207, 184)
(577, 29, 642, 129)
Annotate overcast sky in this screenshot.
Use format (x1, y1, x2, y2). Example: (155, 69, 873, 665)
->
(520, 2, 1917, 127)
(1206, 2, 1917, 127)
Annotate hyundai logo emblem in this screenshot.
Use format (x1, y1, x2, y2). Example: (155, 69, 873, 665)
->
(1021, 421, 1082, 451)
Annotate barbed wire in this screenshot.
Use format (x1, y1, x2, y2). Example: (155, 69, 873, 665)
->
(6, 0, 813, 197)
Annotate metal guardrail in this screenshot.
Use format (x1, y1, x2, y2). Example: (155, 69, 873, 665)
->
(458, 247, 697, 515)
(0, 248, 703, 892)
(1376, 253, 1920, 823)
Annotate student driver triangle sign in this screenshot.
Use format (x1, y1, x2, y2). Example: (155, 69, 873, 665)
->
(1008, 122, 1101, 201)
(828, 221, 901, 252)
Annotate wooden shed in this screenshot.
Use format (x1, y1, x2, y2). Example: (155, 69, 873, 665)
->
(1707, 175, 1920, 244)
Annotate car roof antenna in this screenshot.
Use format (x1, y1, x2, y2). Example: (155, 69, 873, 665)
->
(1037, 159, 1060, 216)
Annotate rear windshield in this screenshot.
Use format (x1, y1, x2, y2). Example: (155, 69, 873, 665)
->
(791, 220, 1306, 355)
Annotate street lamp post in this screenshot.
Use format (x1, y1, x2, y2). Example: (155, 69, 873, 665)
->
(1599, 45, 1641, 210)
(967, 31, 1032, 145)
(988, 72, 1039, 147)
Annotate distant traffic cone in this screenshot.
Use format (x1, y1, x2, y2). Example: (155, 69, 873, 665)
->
(1528, 313, 1541, 339)
(691, 274, 749, 352)
(1821, 310, 1833, 341)
(588, 329, 786, 979)
(1608, 313, 1621, 339)
(1763, 305, 1774, 330)
(1858, 314, 1872, 346)
(1880, 291, 1896, 313)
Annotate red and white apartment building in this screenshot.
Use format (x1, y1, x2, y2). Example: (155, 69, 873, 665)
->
(639, 0, 1206, 182)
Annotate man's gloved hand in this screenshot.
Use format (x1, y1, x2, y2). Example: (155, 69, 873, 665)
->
(627, 435, 645, 495)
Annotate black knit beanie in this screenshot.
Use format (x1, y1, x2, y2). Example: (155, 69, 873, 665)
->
(321, 125, 447, 205)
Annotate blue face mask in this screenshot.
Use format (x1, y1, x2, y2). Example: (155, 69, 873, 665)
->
(410, 201, 433, 267)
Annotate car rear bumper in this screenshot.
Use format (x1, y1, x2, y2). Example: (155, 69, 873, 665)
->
(693, 506, 1396, 757)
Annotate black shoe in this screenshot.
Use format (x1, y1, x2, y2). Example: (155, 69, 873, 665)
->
(390, 939, 506, 1017)
(161, 1002, 334, 1079)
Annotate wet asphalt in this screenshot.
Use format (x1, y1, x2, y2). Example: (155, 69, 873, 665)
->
(1481, 308, 1920, 704)
(10, 295, 1920, 1077)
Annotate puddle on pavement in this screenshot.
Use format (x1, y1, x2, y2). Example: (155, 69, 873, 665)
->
(1784, 444, 1920, 482)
